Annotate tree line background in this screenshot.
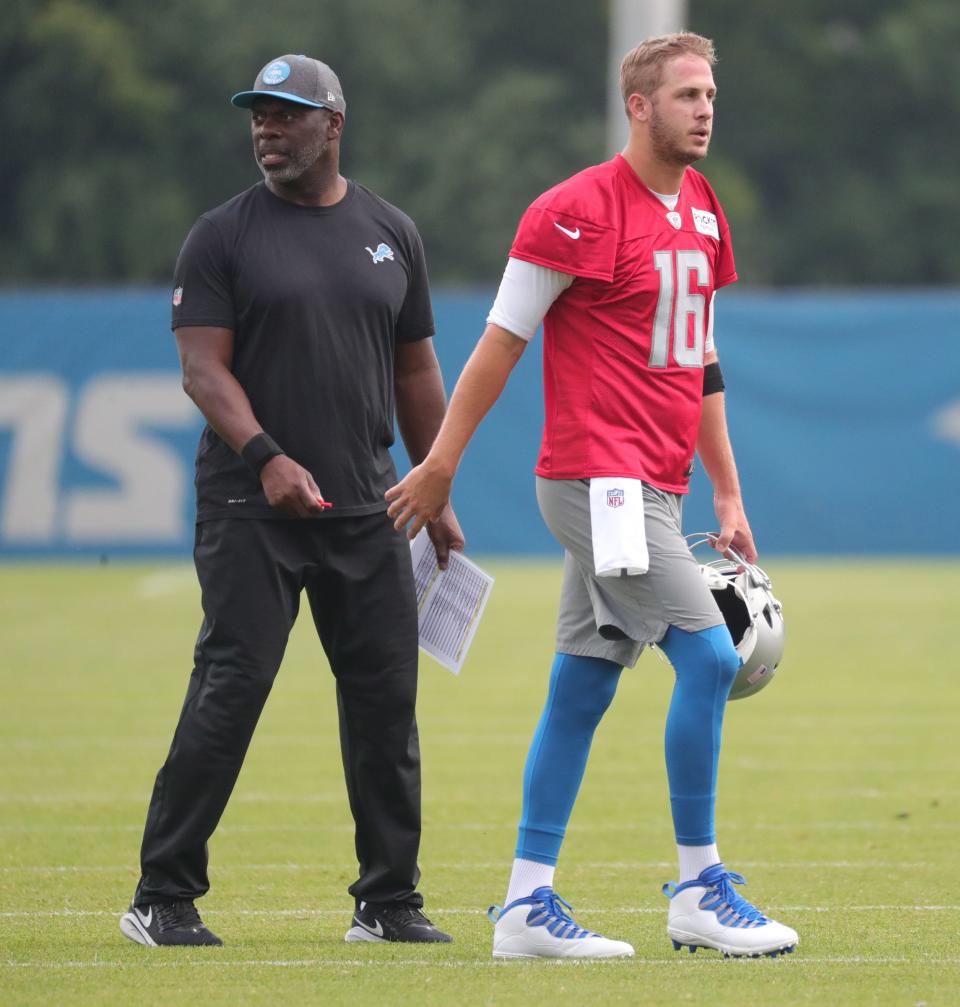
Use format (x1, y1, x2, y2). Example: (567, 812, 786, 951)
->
(2, 0, 957, 288)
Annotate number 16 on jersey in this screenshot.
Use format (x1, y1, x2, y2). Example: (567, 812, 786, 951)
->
(649, 249, 712, 369)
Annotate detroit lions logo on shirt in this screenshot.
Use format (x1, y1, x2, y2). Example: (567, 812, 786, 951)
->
(365, 242, 395, 264)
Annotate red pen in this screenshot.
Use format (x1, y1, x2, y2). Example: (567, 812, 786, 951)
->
(317, 499, 334, 510)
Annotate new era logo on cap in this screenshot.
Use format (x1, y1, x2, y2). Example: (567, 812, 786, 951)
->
(231, 54, 346, 113)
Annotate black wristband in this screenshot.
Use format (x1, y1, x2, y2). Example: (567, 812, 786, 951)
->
(703, 361, 725, 396)
(241, 433, 285, 476)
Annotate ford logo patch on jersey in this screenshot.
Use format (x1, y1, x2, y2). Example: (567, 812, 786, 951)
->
(365, 242, 395, 264)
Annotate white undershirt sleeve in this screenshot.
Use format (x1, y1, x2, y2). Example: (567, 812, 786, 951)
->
(486, 257, 574, 341)
(487, 256, 718, 353)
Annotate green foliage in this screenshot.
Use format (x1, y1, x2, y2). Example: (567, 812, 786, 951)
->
(0, 0, 605, 285)
(1, 559, 959, 1004)
(2, 1, 957, 285)
(696, 0, 960, 284)
(1, 0, 183, 280)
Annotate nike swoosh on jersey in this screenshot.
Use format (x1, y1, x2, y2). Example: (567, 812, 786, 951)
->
(553, 222, 581, 240)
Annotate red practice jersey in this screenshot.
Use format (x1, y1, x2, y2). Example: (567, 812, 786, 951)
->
(510, 154, 737, 493)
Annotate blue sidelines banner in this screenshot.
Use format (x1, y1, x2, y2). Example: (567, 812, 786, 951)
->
(1, 289, 958, 557)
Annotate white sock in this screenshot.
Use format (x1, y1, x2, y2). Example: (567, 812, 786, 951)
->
(505, 857, 555, 906)
(677, 843, 721, 883)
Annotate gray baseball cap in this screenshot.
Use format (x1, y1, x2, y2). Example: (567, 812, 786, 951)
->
(231, 54, 346, 113)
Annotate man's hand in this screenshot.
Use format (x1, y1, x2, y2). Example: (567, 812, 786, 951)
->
(426, 504, 465, 569)
(385, 459, 454, 541)
(712, 492, 757, 564)
(260, 455, 330, 517)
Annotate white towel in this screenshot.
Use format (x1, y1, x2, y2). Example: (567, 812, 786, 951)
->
(589, 477, 649, 577)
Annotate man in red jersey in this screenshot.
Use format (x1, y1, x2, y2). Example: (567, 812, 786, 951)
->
(386, 33, 798, 960)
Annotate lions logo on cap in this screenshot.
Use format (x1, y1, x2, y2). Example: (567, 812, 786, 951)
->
(262, 60, 291, 85)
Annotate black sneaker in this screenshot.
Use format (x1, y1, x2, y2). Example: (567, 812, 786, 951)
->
(119, 900, 223, 946)
(345, 900, 453, 943)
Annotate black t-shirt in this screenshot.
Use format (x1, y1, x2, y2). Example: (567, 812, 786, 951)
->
(171, 180, 435, 519)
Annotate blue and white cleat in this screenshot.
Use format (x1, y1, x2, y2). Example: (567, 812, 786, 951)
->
(488, 886, 634, 959)
(663, 863, 798, 958)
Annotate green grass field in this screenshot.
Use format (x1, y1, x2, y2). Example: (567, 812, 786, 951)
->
(2, 558, 958, 1005)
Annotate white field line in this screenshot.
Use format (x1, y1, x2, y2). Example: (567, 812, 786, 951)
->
(0, 860, 943, 874)
(0, 823, 352, 833)
(2, 905, 959, 919)
(136, 569, 199, 597)
(0, 816, 957, 832)
(4, 956, 960, 969)
(6, 734, 956, 768)
(0, 793, 346, 805)
(4, 746, 956, 765)
(3, 735, 544, 749)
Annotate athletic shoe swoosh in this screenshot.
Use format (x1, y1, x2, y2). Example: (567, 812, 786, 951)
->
(357, 917, 384, 938)
(554, 222, 581, 239)
(135, 906, 153, 928)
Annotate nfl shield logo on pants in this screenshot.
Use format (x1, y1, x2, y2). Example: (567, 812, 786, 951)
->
(606, 488, 624, 508)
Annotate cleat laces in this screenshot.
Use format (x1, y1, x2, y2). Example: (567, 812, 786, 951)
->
(663, 866, 770, 929)
(156, 900, 203, 933)
(379, 903, 437, 929)
(490, 887, 597, 940)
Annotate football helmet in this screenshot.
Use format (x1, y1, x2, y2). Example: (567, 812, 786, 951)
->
(687, 535, 785, 700)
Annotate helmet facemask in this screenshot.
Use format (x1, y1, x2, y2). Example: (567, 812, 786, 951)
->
(688, 537, 786, 700)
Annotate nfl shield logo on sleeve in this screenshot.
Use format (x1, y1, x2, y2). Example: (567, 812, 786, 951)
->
(606, 488, 625, 508)
(172, 286, 183, 306)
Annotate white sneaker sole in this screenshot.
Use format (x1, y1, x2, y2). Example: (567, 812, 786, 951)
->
(119, 912, 157, 947)
(345, 925, 387, 943)
(493, 948, 634, 960)
(668, 927, 798, 958)
(493, 936, 635, 960)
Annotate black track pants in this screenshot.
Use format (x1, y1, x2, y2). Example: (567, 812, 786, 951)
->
(134, 514, 423, 907)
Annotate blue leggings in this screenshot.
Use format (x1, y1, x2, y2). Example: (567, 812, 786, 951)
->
(515, 627, 739, 864)
(658, 625, 740, 845)
(515, 653, 621, 864)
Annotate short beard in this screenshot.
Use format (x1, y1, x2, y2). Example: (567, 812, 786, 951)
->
(259, 137, 329, 184)
(649, 107, 704, 167)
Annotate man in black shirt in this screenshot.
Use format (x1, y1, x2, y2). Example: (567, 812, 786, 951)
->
(119, 54, 463, 947)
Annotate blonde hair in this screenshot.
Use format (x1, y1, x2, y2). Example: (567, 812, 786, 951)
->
(619, 31, 717, 112)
